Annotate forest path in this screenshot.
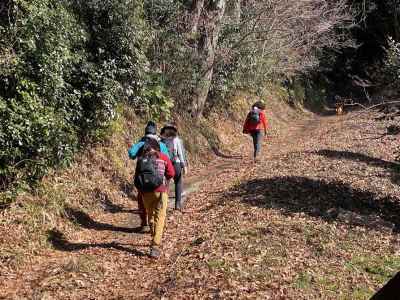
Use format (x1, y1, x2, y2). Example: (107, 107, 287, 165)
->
(2, 113, 400, 299)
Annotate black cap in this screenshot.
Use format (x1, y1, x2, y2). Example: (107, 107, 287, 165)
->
(144, 121, 157, 135)
(160, 123, 178, 135)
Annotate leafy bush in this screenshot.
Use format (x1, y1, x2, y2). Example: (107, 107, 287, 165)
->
(0, 0, 155, 191)
(141, 82, 174, 120)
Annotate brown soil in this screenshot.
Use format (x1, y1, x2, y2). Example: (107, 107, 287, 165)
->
(1, 110, 399, 299)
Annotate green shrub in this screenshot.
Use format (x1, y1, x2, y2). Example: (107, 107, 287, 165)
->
(0, 0, 153, 191)
(383, 37, 400, 90)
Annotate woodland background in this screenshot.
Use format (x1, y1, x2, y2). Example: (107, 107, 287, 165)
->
(0, 0, 399, 194)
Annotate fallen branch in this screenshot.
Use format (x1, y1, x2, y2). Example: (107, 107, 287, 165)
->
(344, 101, 400, 117)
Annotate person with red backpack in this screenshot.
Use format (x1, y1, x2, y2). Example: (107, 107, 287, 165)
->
(243, 101, 268, 161)
(128, 121, 171, 233)
(134, 138, 175, 258)
(160, 123, 187, 211)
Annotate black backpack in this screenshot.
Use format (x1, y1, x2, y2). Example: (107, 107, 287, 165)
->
(134, 155, 164, 192)
(248, 108, 260, 124)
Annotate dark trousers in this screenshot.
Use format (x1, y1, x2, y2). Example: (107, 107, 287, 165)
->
(250, 130, 262, 159)
(173, 162, 184, 209)
(137, 192, 148, 226)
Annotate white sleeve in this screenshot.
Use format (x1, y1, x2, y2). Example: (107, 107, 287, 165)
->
(175, 137, 186, 166)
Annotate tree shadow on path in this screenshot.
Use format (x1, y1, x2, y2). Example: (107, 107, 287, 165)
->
(47, 229, 145, 256)
(226, 176, 400, 232)
(65, 207, 141, 233)
(211, 146, 243, 159)
(312, 149, 400, 185)
(313, 149, 398, 169)
(100, 197, 139, 215)
(92, 187, 138, 214)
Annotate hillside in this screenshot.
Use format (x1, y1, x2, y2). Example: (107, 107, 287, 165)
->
(1, 95, 400, 298)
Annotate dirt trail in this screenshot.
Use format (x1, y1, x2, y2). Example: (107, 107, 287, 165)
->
(2, 113, 399, 299)
(0, 116, 321, 297)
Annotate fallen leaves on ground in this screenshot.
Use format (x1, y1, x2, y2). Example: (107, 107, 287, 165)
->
(1, 112, 399, 299)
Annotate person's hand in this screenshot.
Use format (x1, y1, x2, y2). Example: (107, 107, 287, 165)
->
(182, 164, 188, 176)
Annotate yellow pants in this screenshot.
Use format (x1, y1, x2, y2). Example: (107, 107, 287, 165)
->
(142, 192, 168, 246)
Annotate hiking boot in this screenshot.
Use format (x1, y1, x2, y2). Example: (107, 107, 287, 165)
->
(149, 246, 161, 259)
(139, 225, 150, 233)
(174, 208, 183, 214)
(175, 203, 185, 213)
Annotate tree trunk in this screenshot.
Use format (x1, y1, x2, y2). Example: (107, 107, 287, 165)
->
(233, 0, 241, 23)
(190, 0, 205, 35)
(191, 0, 226, 119)
(394, 5, 400, 41)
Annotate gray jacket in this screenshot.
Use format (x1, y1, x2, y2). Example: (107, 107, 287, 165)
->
(172, 137, 187, 167)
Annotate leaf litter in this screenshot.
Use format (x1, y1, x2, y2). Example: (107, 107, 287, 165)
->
(0, 112, 399, 299)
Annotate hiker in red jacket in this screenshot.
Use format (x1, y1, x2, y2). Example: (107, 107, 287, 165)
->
(243, 101, 268, 161)
(134, 138, 175, 258)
